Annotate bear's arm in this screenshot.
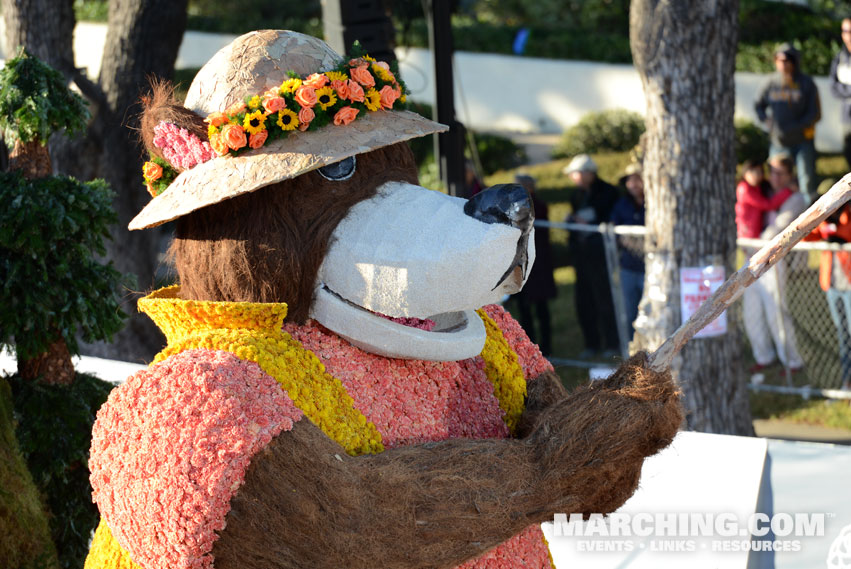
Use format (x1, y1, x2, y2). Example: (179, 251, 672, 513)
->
(213, 354, 683, 569)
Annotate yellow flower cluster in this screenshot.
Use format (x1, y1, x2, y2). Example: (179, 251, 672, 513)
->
(84, 520, 140, 569)
(141, 287, 384, 457)
(477, 310, 527, 435)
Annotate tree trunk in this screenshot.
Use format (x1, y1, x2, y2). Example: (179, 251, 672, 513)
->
(1, 0, 75, 75)
(67, 0, 188, 363)
(18, 337, 75, 384)
(9, 139, 51, 178)
(5, 0, 189, 364)
(630, 0, 753, 435)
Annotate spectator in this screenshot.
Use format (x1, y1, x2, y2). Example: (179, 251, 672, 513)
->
(465, 160, 485, 196)
(512, 174, 557, 356)
(755, 43, 821, 205)
(735, 158, 792, 239)
(610, 162, 645, 337)
(563, 153, 620, 359)
(805, 202, 851, 390)
(830, 18, 851, 169)
(743, 154, 805, 375)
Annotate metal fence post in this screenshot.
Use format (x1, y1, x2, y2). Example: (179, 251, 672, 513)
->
(602, 223, 631, 358)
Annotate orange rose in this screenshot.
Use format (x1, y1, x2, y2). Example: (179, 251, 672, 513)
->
(225, 101, 247, 116)
(298, 106, 315, 126)
(248, 129, 268, 149)
(262, 95, 286, 115)
(209, 132, 229, 156)
(346, 80, 365, 103)
(294, 86, 317, 108)
(378, 84, 399, 109)
(221, 124, 247, 151)
(143, 161, 163, 181)
(303, 73, 329, 89)
(348, 57, 368, 68)
(332, 79, 349, 101)
(333, 106, 360, 126)
(350, 66, 375, 88)
(205, 112, 229, 127)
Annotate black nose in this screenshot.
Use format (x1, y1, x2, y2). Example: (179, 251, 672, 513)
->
(464, 184, 534, 292)
(463, 184, 534, 231)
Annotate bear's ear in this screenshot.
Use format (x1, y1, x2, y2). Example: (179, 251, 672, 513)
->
(139, 79, 208, 167)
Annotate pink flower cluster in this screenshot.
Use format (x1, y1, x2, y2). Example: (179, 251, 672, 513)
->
(89, 349, 303, 569)
(152, 121, 217, 170)
(286, 320, 509, 448)
(459, 525, 552, 568)
(481, 304, 553, 380)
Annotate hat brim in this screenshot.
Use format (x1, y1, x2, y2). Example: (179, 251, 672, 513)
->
(129, 109, 448, 230)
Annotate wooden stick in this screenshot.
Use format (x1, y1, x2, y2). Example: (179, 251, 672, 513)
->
(647, 173, 851, 372)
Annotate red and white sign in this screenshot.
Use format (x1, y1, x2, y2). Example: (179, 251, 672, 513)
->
(680, 265, 726, 338)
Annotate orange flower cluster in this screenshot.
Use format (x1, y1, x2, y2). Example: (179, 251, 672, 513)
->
(205, 54, 409, 158)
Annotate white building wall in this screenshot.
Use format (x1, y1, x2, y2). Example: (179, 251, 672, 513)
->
(2, 24, 844, 153)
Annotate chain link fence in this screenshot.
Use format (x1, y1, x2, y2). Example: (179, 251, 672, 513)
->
(540, 220, 851, 399)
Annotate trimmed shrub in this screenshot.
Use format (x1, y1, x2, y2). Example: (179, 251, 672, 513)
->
(0, 173, 126, 363)
(552, 109, 645, 159)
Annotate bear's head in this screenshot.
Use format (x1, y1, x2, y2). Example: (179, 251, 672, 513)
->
(132, 30, 535, 361)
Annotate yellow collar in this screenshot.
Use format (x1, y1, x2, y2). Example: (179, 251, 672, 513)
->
(138, 286, 289, 345)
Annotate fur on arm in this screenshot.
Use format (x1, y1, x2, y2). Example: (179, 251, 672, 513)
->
(213, 353, 683, 569)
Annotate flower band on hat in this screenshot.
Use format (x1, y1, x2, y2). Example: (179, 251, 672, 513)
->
(141, 51, 409, 197)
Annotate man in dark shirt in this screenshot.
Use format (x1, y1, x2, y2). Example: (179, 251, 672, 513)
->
(563, 154, 620, 359)
(755, 43, 821, 204)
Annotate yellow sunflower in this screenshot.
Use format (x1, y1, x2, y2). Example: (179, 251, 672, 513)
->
(243, 110, 267, 135)
(276, 108, 299, 131)
(248, 95, 262, 109)
(363, 55, 376, 62)
(364, 88, 381, 112)
(280, 78, 303, 95)
(371, 64, 393, 82)
(316, 86, 338, 111)
(325, 71, 348, 82)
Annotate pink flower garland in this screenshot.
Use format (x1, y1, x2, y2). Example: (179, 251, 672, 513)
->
(284, 320, 509, 448)
(89, 349, 303, 569)
(152, 121, 216, 170)
(481, 304, 553, 380)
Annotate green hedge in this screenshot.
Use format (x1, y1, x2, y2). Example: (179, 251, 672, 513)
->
(8, 373, 115, 569)
(0, 378, 60, 569)
(74, 0, 850, 75)
(552, 109, 645, 159)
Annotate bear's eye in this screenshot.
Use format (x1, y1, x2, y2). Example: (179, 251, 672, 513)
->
(317, 156, 356, 181)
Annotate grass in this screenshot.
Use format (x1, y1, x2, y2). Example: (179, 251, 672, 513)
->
(492, 150, 851, 432)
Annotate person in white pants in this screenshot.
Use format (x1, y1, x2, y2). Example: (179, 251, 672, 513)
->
(743, 154, 806, 373)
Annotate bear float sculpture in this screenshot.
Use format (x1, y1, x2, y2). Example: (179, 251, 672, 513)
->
(84, 30, 683, 569)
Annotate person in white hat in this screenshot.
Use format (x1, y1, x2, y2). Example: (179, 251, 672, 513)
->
(563, 153, 620, 359)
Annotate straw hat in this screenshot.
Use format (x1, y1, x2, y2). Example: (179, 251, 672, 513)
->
(129, 30, 447, 230)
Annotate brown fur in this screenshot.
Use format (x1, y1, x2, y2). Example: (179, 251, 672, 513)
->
(139, 81, 208, 169)
(213, 352, 683, 569)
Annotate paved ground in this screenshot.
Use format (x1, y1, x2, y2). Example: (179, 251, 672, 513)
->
(753, 419, 851, 445)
